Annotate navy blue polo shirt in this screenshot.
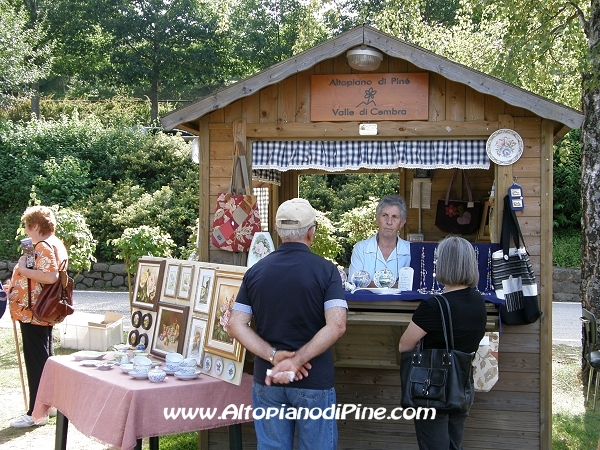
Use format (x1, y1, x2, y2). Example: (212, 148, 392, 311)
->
(234, 242, 347, 389)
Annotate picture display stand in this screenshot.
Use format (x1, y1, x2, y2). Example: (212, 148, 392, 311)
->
(129, 258, 247, 385)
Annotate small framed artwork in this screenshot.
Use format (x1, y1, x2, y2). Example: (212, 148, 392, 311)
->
(128, 329, 139, 347)
(131, 259, 166, 311)
(177, 265, 195, 300)
(141, 312, 153, 330)
(193, 268, 215, 314)
(185, 316, 208, 366)
(151, 303, 189, 358)
(131, 310, 142, 328)
(138, 333, 149, 349)
(163, 263, 180, 298)
(205, 271, 244, 362)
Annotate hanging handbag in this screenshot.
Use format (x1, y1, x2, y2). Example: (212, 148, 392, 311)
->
(27, 241, 74, 324)
(472, 332, 499, 392)
(435, 169, 482, 235)
(400, 295, 476, 413)
(492, 195, 542, 325)
(211, 145, 262, 252)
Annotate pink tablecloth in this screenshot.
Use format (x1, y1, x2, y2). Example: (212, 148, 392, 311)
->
(33, 356, 253, 450)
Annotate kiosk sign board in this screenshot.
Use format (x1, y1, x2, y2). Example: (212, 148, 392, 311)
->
(310, 73, 429, 122)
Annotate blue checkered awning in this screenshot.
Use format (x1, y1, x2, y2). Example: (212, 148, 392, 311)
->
(252, 140, 489, 172)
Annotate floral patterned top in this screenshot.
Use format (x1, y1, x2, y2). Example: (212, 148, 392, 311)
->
(9, 236, 68, 326)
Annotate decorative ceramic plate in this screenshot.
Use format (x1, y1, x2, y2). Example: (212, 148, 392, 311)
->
(214, 358, 224, 376)
(247, 232, 275, 268)
(174, 370, 201, 380)
(203, 354, 212, 372)
(373, 269, 396, 288)
(486, 129, 524, 165)
(226, 362, 236, 380)
(73, 351, 106, 361)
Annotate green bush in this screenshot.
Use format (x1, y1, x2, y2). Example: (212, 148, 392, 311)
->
(554, 130, 581, 229)
(553, 229, 581, 268)
(0, 115, 198, 261)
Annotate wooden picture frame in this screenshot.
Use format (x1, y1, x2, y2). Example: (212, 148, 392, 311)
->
(163, 263, 180, 298)
(131, 259, 165, 311)
(185, 316, 208, 366)
(193, 268, 215, 314)
(150, 303, 189, 358)
(205, 271, 244, 362)
(177, 265, 195, 300)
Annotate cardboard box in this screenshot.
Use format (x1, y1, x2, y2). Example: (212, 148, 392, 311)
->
(60, 312, 124, 351)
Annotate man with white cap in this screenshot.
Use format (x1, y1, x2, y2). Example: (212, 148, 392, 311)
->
(229, 198, 348, 450)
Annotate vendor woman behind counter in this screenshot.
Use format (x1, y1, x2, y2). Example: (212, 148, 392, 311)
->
(349, 195, 411, 288)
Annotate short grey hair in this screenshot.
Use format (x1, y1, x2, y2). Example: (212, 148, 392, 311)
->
(436, 236, 479, 287)
(277, 223, 313, 241)
(375, 195, 407, 220)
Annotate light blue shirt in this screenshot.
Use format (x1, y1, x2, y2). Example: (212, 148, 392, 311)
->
(349, 234, 411, 283)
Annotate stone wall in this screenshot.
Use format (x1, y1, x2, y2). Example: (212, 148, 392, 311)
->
(0, 261, 129, 291)
(0, 261, 581, 299)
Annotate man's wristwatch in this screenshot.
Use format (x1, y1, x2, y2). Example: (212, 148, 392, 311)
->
(269, 348, 278, 364)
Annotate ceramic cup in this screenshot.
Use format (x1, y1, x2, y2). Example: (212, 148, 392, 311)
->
(179, 358, 197, 375)
(165, 361, 181, 372)
(133, 355, 152, 374)
(148, 368, 166, 383)
(166, 352, 184, 363)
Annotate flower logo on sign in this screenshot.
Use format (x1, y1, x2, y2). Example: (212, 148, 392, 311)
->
(494, 136, 518, 159)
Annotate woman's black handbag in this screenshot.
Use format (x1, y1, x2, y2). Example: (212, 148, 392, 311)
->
(400, 295, 475, 413)
(491, 195, 542, 325)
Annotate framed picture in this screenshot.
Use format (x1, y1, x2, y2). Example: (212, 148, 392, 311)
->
(131, 310, 142, 328)
(193, 268, 215, 314)
(141, 312, 153, 330)
(131, 259, 165, 311)
(185, 316, 208, 366)
(163, 263, 180, 298)
(177, 265, 195, 300)
(150, 303, 189, 358)
(205, 271, 244, 362)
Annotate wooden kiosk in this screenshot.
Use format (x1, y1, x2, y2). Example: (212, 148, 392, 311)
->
(162, 26, 583, 450)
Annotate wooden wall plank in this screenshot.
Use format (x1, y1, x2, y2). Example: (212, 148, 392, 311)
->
(466, 86, 485, 120)
(278, 75, 296, 123)
(242, 92, 260, 123)
(429, 73, 446, 121)
(296, 69, 312, 123)
(446, 79, 466, 122)
(259, 84, 278, 123)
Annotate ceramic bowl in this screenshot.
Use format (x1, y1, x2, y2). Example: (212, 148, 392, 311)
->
(166, 352, 184, 363)
(120, 363, 134, 374)
(133, 355, 152, 374)
(148, 368, 167, 383)
(165, 361, 181, 372)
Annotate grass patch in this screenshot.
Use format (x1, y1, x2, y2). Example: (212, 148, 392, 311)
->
(552, 344, 600, 449)
(554, 229, 581, 268)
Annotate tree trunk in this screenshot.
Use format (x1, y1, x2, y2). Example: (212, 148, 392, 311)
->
(581, 1, 600, 318)
(151, 74, 159, 123)
(31, 82, 40, 119)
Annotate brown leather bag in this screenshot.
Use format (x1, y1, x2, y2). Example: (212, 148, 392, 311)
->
(28, 251, 74, 325)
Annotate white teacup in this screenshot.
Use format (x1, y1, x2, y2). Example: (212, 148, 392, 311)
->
(133, 355, 152, 374)
(166, 352, 184, 363)
(181, 357, 197, 367)
(165, 362, 181, 372)
(179, 366, 197, 375)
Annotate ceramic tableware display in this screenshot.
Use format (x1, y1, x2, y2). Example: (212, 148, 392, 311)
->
(350, 270, 371, 288)
(373, 268, 396, 288)
(96, 362, 114, 371)
(148, 367, 167, 383)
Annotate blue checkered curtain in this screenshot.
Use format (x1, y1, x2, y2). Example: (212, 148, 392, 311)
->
(252, 140, 489, 173)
